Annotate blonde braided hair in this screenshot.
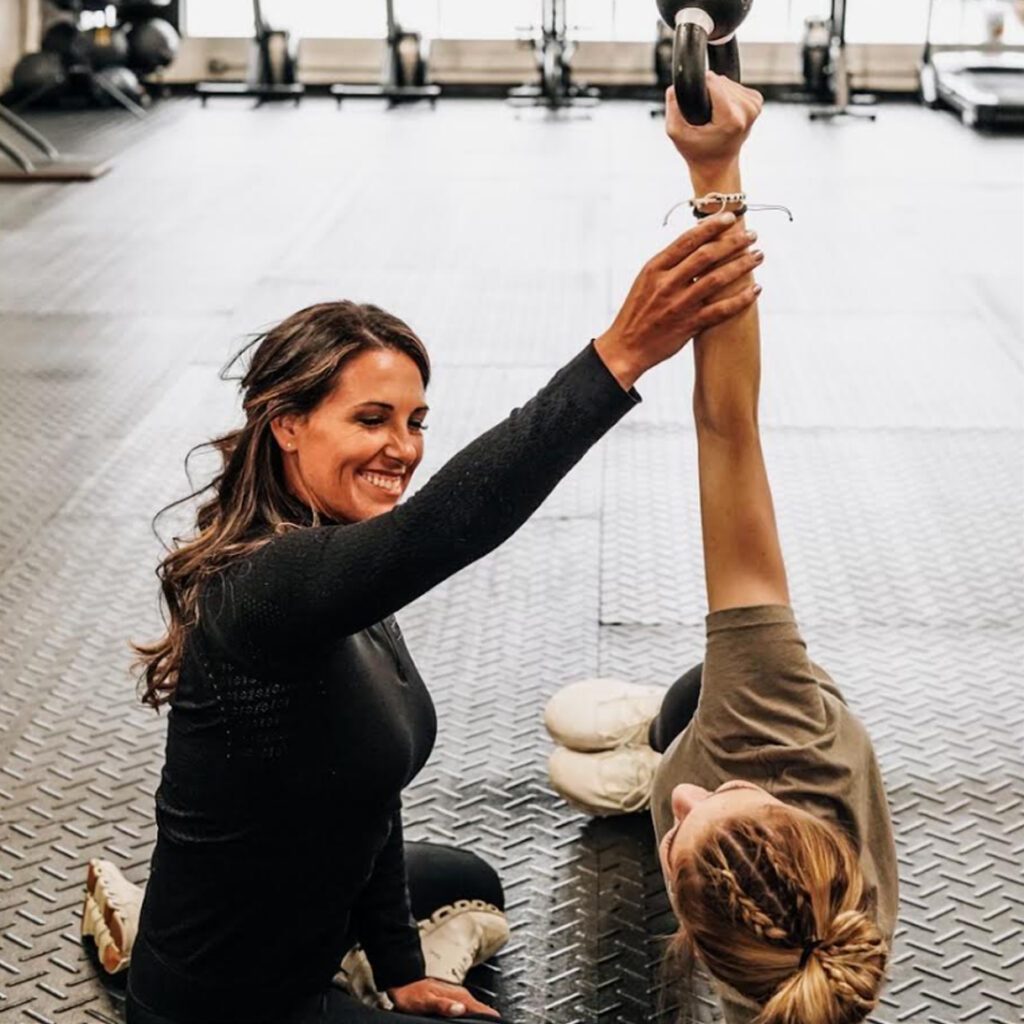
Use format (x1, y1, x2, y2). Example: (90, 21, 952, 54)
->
(670, 807, 888, 1024)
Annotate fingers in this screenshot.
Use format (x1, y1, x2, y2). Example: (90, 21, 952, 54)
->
(421, 984, 500, 1019)
(693, 282, 761, 331)
(688, 247, 764, 303)
(455, 991, 501, 1018)
(648, 212, 737, 272)
(666, 75, 763, 123)
(463, 998, 501, 1018)
(705, 71, 764, 109)
(437, 995, 500, 1018)
(669, 225, 756, 284)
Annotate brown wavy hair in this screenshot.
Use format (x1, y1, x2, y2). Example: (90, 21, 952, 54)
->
(133, 301, 430, 709)
(668, 807, 888, 1024)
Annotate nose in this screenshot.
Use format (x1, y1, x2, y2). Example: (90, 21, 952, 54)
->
(671, 783, 710, 820)
(384, 428, 419, 465)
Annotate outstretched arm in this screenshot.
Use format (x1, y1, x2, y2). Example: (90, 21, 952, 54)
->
(692, 265, 789, 613)
(202, 217, 760, 662)
(666, 76, 789, 613)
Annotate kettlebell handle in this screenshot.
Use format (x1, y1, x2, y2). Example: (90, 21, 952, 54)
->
(672, 9, 742, 126)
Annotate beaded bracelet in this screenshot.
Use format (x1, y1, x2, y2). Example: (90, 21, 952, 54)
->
(694, 204, 748, 219)
(661, 192, 794, 227)
(692, 191, 747, 215)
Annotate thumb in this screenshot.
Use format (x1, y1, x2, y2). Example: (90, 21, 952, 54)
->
(442, 1000, 467, 1016)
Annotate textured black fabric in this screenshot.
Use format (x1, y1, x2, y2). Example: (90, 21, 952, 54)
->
(127, 842, 507, 1024)
(130, 342, 639, 1024)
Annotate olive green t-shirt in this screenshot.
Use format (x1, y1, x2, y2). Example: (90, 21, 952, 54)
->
(650, 605, 898, 1024)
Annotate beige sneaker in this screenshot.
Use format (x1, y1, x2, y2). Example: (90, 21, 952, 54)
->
(548, 745, 663, 816)
(335, 899, 509, 1004)
(81, 858, 144, 974)
(543, 678, 667, 752)
(419, 899, 509, 984)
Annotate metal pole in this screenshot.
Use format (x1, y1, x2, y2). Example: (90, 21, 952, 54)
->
(0, 102, 60, 159)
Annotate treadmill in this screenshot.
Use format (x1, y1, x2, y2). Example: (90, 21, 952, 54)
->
(920, 0, 1024, 128)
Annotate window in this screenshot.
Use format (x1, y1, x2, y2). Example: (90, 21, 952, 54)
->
(184, 0, 1024, 44)
(186, 0, 398, 37)
(184, 0, 812, 40)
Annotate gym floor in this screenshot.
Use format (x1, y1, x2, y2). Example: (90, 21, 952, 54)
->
(0, 97, 1022, 1024)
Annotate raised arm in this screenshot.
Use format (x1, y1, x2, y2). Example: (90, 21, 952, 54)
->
(665, 76, 789, 613)
(202, 220, 762, 662)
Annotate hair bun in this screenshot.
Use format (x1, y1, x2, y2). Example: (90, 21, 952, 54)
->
(757, 911, 888, 1024)
(819, 908, 888, 960)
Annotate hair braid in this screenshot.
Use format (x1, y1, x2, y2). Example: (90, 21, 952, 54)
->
(709, 864, 786, 942)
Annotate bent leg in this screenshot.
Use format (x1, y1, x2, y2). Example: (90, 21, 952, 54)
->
(400, 843, 510, 991)
(647, 663, 703, 753)
(404, 843, 505, 918)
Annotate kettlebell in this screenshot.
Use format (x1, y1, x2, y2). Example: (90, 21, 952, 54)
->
(655, 0, 753, 125)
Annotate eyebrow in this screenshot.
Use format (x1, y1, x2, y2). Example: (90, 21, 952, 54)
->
(355, 401, 430, 412)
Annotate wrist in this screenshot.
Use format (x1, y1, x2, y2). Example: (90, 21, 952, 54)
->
(688, 160, 742, 195)
(593, 333, 641, 392)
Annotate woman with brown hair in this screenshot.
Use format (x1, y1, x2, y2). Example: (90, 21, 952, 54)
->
(80, 188, 763, 1020)
(545, 77, 896, 1024)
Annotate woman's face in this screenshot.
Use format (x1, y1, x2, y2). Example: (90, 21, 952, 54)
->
(272, 348, 428, 523)
(658, 781, 783, 910)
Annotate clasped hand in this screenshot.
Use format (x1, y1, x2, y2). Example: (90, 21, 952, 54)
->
(665, 71, 764, 171)
(594, 213, 762, 391)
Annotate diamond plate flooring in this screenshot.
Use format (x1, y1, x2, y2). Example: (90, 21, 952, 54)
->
(1, 98, 1022, 1024)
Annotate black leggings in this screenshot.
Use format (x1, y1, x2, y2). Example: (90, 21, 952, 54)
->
(126, 843, 510, 1024)
(647, 662, 703, 754)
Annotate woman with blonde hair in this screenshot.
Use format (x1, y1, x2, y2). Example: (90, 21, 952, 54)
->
(545, 76, 896, 1024)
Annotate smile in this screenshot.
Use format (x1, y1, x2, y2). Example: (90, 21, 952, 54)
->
(358, 470, 404, 495)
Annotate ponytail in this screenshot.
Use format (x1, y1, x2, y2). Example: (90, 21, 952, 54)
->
(669, 809, 888, 1024)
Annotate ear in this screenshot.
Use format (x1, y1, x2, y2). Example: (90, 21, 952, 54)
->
(270, 413, 302, 453)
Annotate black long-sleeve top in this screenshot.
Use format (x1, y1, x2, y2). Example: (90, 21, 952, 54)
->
(128, 343, 639, 1024)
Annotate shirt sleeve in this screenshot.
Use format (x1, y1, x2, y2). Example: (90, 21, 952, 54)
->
(351, 809, 426, 992)
(693, 605, 829, 754)
(201, 341, 639, 662)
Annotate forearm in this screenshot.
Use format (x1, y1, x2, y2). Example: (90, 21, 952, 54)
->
(353, 811, 425, 991)
(686, 164, 787, 612)
(687, 160, 759, 433)
(695, 427, 788, 612)
(693, 301, 786, 613)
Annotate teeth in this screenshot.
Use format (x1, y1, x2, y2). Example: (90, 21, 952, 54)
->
(360, 471, 402, 494)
